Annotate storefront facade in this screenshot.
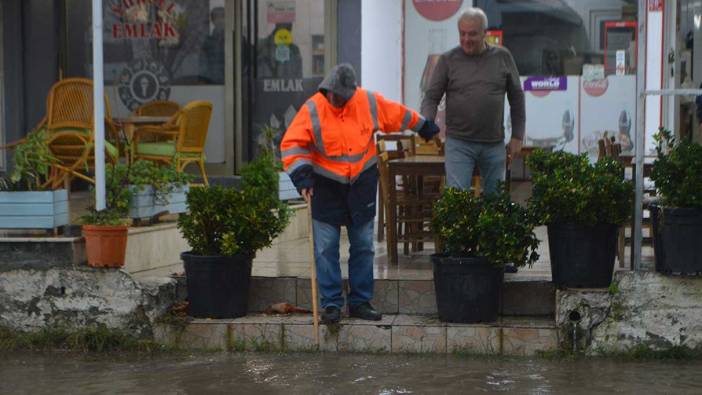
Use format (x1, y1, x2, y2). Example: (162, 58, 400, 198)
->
(1, 0, 695, 174)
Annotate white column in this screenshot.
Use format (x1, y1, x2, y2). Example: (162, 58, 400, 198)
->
(92, 0, 106, 210)
(361, 0, 403, 102)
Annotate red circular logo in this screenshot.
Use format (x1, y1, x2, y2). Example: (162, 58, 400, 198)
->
(583, 78, 609, 97)
(530, 90, 550, 98)
(413, 0, 464, 22)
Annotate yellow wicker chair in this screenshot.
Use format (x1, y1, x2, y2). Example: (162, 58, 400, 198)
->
(1, 78, 121, 190)
(42, 78, 121, 189)
(132, 101, 212, 185)
(134, 100, 181, 117)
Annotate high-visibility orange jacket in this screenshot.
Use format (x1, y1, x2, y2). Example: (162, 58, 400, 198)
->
(281, 88, 426, 225)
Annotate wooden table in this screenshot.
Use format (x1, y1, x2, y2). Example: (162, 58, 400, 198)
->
(386, 155, 445, 265)
(113, 116, 170, 162)
(383, 147, 533, 264)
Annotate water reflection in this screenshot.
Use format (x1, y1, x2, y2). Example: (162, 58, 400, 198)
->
(1, 352, 702, 394)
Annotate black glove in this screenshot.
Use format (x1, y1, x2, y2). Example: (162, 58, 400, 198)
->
(289, 164, 315, 193)
(418, 119, 440, 142)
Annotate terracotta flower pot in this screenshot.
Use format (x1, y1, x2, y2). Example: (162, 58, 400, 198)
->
(83, 224, 129, 268)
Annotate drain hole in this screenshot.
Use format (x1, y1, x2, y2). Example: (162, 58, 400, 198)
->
(568, 310, 582, 323)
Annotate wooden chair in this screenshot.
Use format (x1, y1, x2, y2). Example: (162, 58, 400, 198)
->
(376, 138, 413, 243)
(414, 136, 444, 156)
(377, 150, 439, 260)
(413, 135, 445, 204)
(597, 135, 654, 269)
(134, 100, 181, 117)
(598, 136, 627, 266)
(377, 133, 416, 156)
(132, 101, 212, 185)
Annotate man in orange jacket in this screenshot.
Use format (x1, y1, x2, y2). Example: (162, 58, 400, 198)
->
(281, 64, 439, 324)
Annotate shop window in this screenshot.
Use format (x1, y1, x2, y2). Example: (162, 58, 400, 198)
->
(65, 0, 229, 164)
(476, 0, 638, 77)
(246, 0, 327, 160)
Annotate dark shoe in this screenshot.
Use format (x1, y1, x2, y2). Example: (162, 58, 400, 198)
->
(349, 302, 382, 321)
(321, 306, 341, 324)
(505, 264, 518, 274)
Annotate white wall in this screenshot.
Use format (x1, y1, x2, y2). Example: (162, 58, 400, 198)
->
(361, 0, 403, 102)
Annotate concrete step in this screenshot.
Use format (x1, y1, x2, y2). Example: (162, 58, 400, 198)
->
(154, 314, 558, 356)
(173, 276, 556, 318)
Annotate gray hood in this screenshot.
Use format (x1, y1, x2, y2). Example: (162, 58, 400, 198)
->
(318, 63, 357, 101)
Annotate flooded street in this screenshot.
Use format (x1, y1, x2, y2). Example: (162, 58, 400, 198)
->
(2, 352, 701, 394)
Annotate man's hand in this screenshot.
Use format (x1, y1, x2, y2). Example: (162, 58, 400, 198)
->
(508, 138, 522, 159)
(418, 119, 440, 142)
(301, 188, 314, 203)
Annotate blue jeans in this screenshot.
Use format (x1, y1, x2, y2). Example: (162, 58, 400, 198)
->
(312, 219, 374, 308)
(445, 136, 506, 195)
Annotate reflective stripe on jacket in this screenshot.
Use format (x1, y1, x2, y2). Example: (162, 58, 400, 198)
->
(280, 88, 425, 225)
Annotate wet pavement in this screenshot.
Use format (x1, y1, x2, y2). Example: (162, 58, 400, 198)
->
(2, 352, 701, 394)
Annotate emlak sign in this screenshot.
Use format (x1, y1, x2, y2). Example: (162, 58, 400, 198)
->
(110, 0, 181, 41)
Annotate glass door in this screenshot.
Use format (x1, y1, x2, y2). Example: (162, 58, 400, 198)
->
(0, 0, 5, 171)
(667, 0, 702, 143)
(241, 0, 333, 162)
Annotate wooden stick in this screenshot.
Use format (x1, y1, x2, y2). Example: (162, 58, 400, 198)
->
(306, 200, 321, 349)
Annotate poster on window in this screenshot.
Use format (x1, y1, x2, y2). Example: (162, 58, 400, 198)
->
(580, 75, 637, 161)
(404, 0, 464, 114)
(506, 76, 579, 154)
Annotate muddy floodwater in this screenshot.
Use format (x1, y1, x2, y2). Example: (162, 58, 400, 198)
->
(2, 352, 702, 394)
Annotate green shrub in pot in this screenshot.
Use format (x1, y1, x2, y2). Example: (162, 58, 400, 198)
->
(80, 163, 131, 268)
(430, 186, 539, 323)
(177, 152, 290, 318)
(649, 128, 702, 274)
(432, 187, 540, 268)
(651, 128, 702, 209)
(527, 149, 633, 287)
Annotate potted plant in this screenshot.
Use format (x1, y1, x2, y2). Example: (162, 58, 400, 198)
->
(127, 160, 192, 221)
(527, 149, 633, 288)
(0, 129, 69, 233)
(650, 128, 702, 274)
(177, 151, 290, 318)
(81, 163, 131, 268)
(431, 186, 539, 323)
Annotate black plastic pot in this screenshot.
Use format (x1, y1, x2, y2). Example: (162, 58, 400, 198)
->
(547, 223, 618, 288)
(651, 206, 702, 275)
(182, 252, 253, 318)
(431, 255, 503, 323)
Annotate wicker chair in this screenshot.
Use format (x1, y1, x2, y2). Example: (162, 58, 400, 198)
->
(132, 101, 212, 185)
(44, 79, 121, 189)
(134, 100, 181, 117)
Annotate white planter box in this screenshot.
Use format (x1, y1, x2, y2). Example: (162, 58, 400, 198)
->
(129, 184, 190, 220)
(0, 189, 69, 230)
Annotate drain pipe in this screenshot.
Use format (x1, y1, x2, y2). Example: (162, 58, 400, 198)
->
(568, 310, 582, 353)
